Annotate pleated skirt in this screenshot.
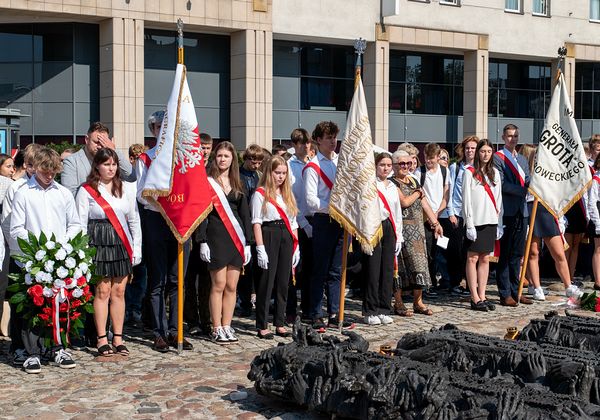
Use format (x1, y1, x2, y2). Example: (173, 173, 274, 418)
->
(88, 219, 132, 278)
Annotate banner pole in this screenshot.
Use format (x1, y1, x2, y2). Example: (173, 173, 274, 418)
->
(338, 230, 349, 333)
(176, 18, 184, 354)
(517, 198, 539, 301)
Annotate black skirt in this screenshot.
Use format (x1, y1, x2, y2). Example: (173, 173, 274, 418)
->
(88, 219, 132, 278)
(528, 201, 560, 238)
(565, 201, 587, 234)
(467, 224, 496, 254)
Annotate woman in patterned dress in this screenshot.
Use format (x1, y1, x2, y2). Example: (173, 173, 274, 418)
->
(391, 150, 442, 316)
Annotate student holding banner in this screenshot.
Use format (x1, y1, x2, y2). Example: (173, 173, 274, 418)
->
(198, 141, 252, 344)
(493, 124, 533, 307)
(251, 156, 300, 339)
(364, 153, 402, 325)
(462, 139, 502, 311)
(76, 148, 142, 356)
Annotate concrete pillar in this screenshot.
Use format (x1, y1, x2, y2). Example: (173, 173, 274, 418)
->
(364, 40, 390, 150)
(463, 49, 488, 140)
(99, 18, 145, 153)
(230, 29, 273, 151)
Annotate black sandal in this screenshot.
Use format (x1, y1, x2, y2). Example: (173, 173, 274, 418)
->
(97, 334, 114, 356)
(112, 333, 130, 356)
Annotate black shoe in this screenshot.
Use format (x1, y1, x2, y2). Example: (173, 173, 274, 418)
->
(167, 335, 193, 351)
(257, 330, 274, 340)
(153, 336, 170, 353)
(470, 300, 489, 312)
(312, 318, 327, 333)
(327, 315, 355, 330)
(483, 300, 496, 311)
(423, 288, 439, 299)
(189, 326, 203, 337)
(238, 307, 252, 317)
(450, 286, 471, 296)
(275, 329, 292, 338)
(69, 337, 87, 351)
(594, 284, 600, 291)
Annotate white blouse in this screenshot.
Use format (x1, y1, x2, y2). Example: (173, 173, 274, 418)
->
(250, 191, 298, 230)
(462, 167, 503, 229)
(75, 181, 142, 260)
(588, 175, 600, 230)
(377, 179, 403, 243)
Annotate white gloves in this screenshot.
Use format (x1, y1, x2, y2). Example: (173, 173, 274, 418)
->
(394, 241, 402, 256)
(303, 224, 313, 239)
(132, 255, 142, 266)
(496, 225, 504, 240)
(466, 227, 477, 241)
(199, 243, 211, 263)
(256, 245, 269, 269)
(244, 245, 252, 266)
(292, 247, 301, 268)
(559, 218, 567, 234)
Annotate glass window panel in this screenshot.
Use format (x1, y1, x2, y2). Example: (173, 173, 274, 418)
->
(488, 61, 498, 86)
(575, 92, 583, 119)
(505, 0, 521, 11)
(273, 41, 301, 77)
(580, 92, 593, 119)
(594, 92, 600, 119)
(592, 0, 600, 20)
(389, 82, 405, 112)
(0, 25, 33, 63)
(301, 45, 354, 79)
(594, 64, 600, 91)
(0, 62, 33, 107)
(580, 64, 594, 90)
(453, 86, 463, 115)
(389, 52, 406, 82)
(33, 23, 73, 62)
(533, 0, 548, 15)
(300, 78, 352, 111)
(32, 62, 73, 102)
(406, 55, 421, 83)
(407, 84, 450, 115)
(489, 87, 499, 116)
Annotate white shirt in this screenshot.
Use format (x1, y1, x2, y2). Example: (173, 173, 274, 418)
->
(1, 175, 28, 240)
(135, 147, 159, 212)
(10, 176, 82, 255)
(304, 151, 337, 215)
(377, 179, 403, 245)
(75, 182, 142, 260)
(250, 191, 298, 230)
(588, 174, 600, 230)
(414, 165, 450, 215)
(462, 168, 503, 229)
(288, 155, 309, 228)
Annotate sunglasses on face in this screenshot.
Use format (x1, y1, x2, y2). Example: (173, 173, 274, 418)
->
(394, 162, 410, 167)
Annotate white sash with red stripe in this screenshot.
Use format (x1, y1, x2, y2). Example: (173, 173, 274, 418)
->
(495, 149, 526, 187)
(207, 177, 246, 259)
(82, 183, 134, 262)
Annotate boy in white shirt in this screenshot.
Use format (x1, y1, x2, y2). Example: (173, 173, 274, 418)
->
(10, 148, 82, 373)
(414, 143, 450, 294)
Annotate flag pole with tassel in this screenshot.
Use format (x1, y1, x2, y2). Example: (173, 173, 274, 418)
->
(337, 38, 366, 333)
(176, 18, 185, 355)
(516, 46, 567, 302)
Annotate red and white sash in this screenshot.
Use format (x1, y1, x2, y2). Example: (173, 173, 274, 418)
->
(377, 190, 398, 240)
(465, 166, 498, 214)
(495, 149, 525, 187)
(207, 177, 245, 259)
(82, 183, 134, 262)
(302, 162, 333, 190)
(138, 152, 152, 169)
(255, 188, 298, 254)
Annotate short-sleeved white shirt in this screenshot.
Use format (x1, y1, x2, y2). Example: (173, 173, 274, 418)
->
(414, 166, 450, 215)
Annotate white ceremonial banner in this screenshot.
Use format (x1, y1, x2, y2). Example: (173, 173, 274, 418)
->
(529, 73, 592, 218)
(329, 75, 382, 255)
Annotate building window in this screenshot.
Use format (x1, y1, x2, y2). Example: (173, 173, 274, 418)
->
(592, 0, 600, 21)
(505, 0, 522, 13)
(532, 0, 550, 16)
(440, 0, 460, 6)
(488, 60, 551, 119)
(575, 63, 600, 119)
(389, 51, 463, 116)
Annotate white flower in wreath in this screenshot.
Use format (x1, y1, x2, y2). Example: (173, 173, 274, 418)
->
(78, 250, 85, 259)
(35, 271, 47, 283)
(73, 268, 83, 280)
(24, 274, 32, 285)
(72, 288, 83, 298)
(63, 243, 73, 254)
(35, 250, 46, 261)
(56, 266, 69, 279)
(53, 279, 66, 289)
(43, 273, 53, 284)
(79, 262, 89, 274)
(86, 272, 91, 281)
(42, 287, 54, 298)
(55, 248, 67, 261)
(65, 257, 77, 269)
(25, 261, 33, 272)
(44, 260, 55, 273)
(46, 240, 56, 250)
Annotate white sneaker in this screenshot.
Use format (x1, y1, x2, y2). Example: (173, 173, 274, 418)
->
(532, 288, 546, 301)
(365, 315, 381, 325)
(211, 327, 229, 344)
(378, 314, 394, 325)
(23, 356, 41, 374)
(52, 349, 76, 369)
(223, 325, 239, 342)
(565, 284, 583, 298)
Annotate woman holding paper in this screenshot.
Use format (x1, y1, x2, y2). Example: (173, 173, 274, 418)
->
(76, 148, 141, 356)
(251, 155, 299, 339)
(198, 141, 252, 344)
(462, 139, 502, 312)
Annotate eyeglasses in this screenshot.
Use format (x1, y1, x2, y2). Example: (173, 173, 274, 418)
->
(394, 162, 410, 167)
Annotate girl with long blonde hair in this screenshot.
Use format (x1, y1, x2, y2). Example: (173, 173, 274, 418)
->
(251, 156, 300, 339)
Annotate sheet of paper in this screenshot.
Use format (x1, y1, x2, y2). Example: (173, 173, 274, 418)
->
(436, 235, 449, 249)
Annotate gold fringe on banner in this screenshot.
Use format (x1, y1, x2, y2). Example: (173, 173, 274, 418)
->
(147, 197, 213, 244)
(529, 178, 592, 221)
(329, 204, 383, 255)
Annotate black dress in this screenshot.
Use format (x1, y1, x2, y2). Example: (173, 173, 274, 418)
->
(198, 190, 253, 270)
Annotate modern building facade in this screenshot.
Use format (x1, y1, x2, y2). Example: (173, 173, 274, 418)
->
(2, 0, 600, 152)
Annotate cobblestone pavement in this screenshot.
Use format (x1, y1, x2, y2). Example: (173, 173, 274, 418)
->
(0, 279, 597, 419)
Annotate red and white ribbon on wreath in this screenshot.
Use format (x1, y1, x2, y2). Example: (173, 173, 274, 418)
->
(51, 287, 71, 346)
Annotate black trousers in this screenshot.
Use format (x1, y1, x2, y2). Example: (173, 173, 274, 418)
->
(8, 258, 24, 352)
(22, 327, 61, 358)
(286, 224, 313, 317)
(423, 223, 438, 286)
(363, 220, 394, 316)
(145, 211, 190, 338)
(238, 246, 259, 312)
(183, 237, 211, 329)
(496, 213, 527, 299)
(255, 223, 294, 330)
(441, 217, 466, 288)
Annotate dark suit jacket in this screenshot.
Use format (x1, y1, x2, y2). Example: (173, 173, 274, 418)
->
(493, 149, 530, 217)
